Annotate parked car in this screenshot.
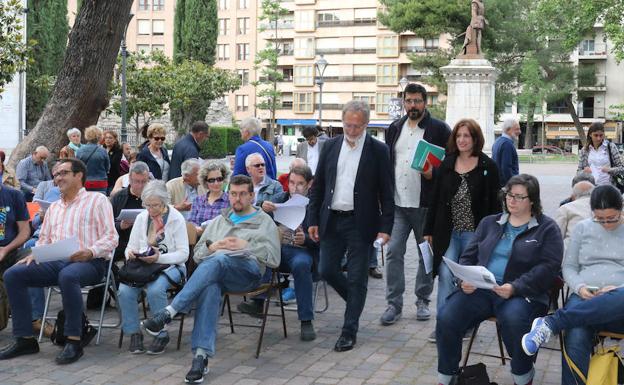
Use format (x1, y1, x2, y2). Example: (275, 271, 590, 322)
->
(532, 145, 565, 155)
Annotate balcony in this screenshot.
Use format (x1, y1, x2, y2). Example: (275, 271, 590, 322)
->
(315, 47, 376, 55)
(579, 107, 606, 119)
(578, 43, 607, 59)
(259, 21, 294, 30)
(578, 75, 607, 91)
(316, 19, 376, 28)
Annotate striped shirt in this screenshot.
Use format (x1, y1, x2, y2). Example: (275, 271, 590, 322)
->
(37, 188, 119, 259)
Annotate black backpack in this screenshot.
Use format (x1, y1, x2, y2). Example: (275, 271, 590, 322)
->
(50, 310, 97, 347)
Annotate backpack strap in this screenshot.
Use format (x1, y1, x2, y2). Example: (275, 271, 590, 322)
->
(249, 140, 276, 173)
(562, 332, 588, 384)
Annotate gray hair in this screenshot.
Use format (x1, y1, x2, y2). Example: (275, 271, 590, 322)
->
(240, 117, 262, 136)
(245, 152, 264, 167)
(34, 145, 49, 154)
(289, 157, 307, 170)
(181, 158, 201, 177)
(129, 161, 150, 175)
(571, 172, 595, 187)
(199, 160, 230, 183)
(501, 118, 519, 134)
(66, 128, 81, 138)
(141, 180, 170, 206)
(572, 181, 594, 199)
(342, 100, 370, 124)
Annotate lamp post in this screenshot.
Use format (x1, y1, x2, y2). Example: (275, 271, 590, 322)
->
(120, 13, 134, 143)
(399, 76, 409, 96)
(315, 54, 328, 131)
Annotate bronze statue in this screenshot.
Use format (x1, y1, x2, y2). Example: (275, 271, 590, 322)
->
(460, 0, 487, 57)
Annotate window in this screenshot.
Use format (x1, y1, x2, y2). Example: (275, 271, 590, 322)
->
(217, 44, 230, 61)
(138, 0, 149, 11)
(237, 69, 249, 86)
(238, 0, 248, 9)
(152, 20, 165, 35)
(136, 44, 151, 53)
(376, 92, 392, 114)
(376, 64, 398, 85)
(428, 95, 439, 106)
(237, 17, 249, 35)
(581, 39, 595, 54)
(354, 36, 376, 53)
(377, 35, 398, 57)
(237, 43, 250, 60)
(153, 0, 164, 11)
(282, 68, 293, 82)
(294, 65, 314, 86)
(354, 8, 376, 24)
(219, 19, 230, 36)
(425, 38, 439, 49)
(294, 37, 314, 58)
(137, 19, 151, 35)
(295, 10, 315, 31)
(280, 41, 294, 56)
(547, 99, 568, 114)
(353, 64, 376, 81)
(317, 12, 339, 26)
(294, 92, 313, 113)
(504, 101, 513, 114)
(353, 93, 375, 110)
(219, 0, 228, 10)
(152, 44, 165, 51)
(236, 95, 249, 112)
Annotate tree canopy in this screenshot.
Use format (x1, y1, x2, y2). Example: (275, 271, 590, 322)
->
(0, 0, 34, 95)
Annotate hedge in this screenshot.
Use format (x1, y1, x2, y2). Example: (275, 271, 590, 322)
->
(200, 126, 243, 159)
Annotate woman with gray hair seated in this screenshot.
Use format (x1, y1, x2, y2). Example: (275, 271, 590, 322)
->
(188, 160, 230, 234)
(117, 180, 189, 355)
(59, 128, 82, 159)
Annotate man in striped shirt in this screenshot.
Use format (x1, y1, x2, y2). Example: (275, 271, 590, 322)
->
(0, 158, 118, 365)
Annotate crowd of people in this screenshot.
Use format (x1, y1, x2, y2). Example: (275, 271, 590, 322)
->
(0, 82, 622, 385)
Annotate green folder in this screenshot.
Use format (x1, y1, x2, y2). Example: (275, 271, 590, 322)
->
(411, 140, 446, 172)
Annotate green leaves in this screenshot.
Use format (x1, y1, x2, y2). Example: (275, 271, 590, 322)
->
(0, 0, 34, 94)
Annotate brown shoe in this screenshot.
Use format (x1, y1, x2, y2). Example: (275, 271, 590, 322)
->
(32, 319, 54, 338)
(368, 267, 383, 279)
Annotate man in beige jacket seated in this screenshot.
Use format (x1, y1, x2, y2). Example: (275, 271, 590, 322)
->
(165, 158, 205, 220)
(141, 175, 280, 384)
(555, 180, 594, 248)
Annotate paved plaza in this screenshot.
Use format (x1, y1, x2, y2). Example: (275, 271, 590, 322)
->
(0, 160, 577, 385)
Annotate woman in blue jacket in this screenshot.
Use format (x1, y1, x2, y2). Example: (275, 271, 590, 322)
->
(76, 125, 110, 194)
(435, 174, 563, 385)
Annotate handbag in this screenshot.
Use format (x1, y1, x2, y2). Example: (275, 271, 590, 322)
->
(457, 363, 498, 385)
(564, 337, 623, 385)
(606, 143, 624, 193)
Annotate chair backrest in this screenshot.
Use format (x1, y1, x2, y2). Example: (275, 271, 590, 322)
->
(186, 222, 198, 247)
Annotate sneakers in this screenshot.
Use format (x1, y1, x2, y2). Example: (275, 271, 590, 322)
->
(300, 321, 316, 341)
(237, 300, 264, 318)
(281, 287, 296, 304)
(380, 305, 402, 325)
(185, 355, 209, 383)
(129, 333, 145, 354)
(522, 317, 552, 356)
(416, 299, 431, 321)
(428, 331, 436, 343)
(141, 309, 172, 336)
(147, 331, 170, 355)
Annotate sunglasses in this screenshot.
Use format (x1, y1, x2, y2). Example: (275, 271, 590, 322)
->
(252, 163, 265, 168)
(151, 136, 166, 141)
(205, 176, 224, 184)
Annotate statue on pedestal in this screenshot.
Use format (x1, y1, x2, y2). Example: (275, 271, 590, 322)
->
(460, 0, 487, 57)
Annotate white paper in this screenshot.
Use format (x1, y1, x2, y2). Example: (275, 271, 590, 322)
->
(273, 194, 309, 231)
(33, 199, 53, 211)
(117, 209, 145, 222)
(419, 240, 434, 274)
(443, 257, 497, 289)
(31, 237, 80, 263)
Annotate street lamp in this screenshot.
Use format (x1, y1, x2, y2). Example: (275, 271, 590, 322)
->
(399, 77, 409, 95)
(315, 54, 328, 131)
(120, 13, 134, 143)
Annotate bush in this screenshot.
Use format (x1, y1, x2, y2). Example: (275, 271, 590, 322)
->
(201, 126, 243, 159)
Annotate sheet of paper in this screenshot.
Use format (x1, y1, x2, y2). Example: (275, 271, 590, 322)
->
(274, 194, 309, 208)
(273, 194, 309, 230)
(443, 257, 497, 290)
(33, 199, 53, 211)
(117, 209, 145, 222)
(418, 240, 434, 274)
(32, 237, 80, 263)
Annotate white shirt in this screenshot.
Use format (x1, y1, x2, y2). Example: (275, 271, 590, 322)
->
(307, 143, 320, 175)
(588, 142, 611, 186)
(394, 119, 424, 208)
(331, 134, 366, 211)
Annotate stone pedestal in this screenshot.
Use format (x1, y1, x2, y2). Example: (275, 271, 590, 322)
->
(440, 58, 499, 151)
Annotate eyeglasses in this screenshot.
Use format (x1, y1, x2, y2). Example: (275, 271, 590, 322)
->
(343, 123, 366, 130)
(592, 214, 621, 224)
(251, 163, 265, 168)
(53, 170, 74, 178)
(404, 98, 425, 105)
(205, 176, 224, 184)
(229, 191, 251, 198)
(151, 137, 166, 141)
(505, 192, 529, 202)
(144, 203, 164, 209)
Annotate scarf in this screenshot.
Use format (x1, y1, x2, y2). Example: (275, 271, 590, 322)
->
(68, 142, 81, 152)
(147, 208, 168, 246)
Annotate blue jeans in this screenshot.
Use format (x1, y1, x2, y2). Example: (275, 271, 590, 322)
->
(320, 214, 370, 337)
(385, 206, 431, 310)
(280, 245, 314, 321)
(436, 231, 475, 313)
(118, 265, 185, 334)
(436, 289, 547, 377)
(29, 288, 46, 320)
(169, 253, 261, 357)
(3, 259, 107, 338)
(546, 289, 624, 385)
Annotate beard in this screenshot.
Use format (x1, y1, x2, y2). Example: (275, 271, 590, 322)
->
(408, 108, 423, 120)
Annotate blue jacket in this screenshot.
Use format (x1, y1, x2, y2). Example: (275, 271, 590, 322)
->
(137, 145, 170, 180)
(459, 213, 563, 304)
(169, 134, 201, 180)
(233, 136, 277, 179)
(491, 136, 519, 187)
(76, 143, 110, 181)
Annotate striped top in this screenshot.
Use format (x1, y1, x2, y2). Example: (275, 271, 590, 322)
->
(37, 188, 119, 259)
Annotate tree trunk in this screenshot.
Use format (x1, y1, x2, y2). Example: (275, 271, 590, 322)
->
(9, 0, 134, 169)
(524, 101, 536, 149)
(565, 94, 587, 148)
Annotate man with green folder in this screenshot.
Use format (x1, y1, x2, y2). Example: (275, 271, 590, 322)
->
(381, 83, 451, 325)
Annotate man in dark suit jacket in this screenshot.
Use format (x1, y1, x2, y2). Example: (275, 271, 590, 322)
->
(168, 121, 209, 180)
(308, 100, 394, 352)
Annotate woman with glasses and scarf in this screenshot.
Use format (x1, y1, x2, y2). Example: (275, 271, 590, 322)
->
(137, 123, 171, 181)
(117, 180, 188, 355)
(522, 185, 624, 385)
(435, 174, 563, 385)
(188, 160, 230, 235)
